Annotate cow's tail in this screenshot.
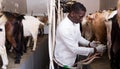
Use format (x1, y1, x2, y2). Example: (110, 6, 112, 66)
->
(39, 21, 45, 26)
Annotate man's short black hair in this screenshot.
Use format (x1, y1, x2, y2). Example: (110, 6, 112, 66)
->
(70, 2, 86, 13)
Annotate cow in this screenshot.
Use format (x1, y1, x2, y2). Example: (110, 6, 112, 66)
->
(80, 10, 116, 66)
(35, 16, 47, 36)
(22, 15, 45, 51)
(0, 12, 9, 69)
(3, 11, 25, 64)
(82, 11, 108, 45)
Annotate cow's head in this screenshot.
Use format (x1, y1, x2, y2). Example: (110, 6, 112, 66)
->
(0, 11, 7, 25)
(81, 13, 96, 26)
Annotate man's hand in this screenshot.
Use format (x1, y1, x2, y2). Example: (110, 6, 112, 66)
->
(89, 41, 101, 47)
(95, 44, 106, 53)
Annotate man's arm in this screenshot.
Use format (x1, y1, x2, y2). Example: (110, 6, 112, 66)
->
(58, 29, 94, 56)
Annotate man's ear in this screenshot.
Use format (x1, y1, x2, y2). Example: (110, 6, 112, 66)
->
(70, 11, 75, 17)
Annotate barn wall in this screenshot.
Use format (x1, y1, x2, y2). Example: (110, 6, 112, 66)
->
(0, 0, 118, 15)
(100, 0, 118, 10)
(1, 0, 48, 15)
(75, 0, 100, 15)
(26, 0, 48, 16)
(74, 0, 117, 14)
(1, 0, 27, 14)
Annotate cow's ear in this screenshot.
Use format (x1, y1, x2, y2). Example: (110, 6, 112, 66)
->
(95, 13, 99, 18)
(108, 10, 117, 19)
(87, 15, 94, 20)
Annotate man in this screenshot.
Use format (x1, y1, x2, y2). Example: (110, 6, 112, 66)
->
(54, 2, 106, 69)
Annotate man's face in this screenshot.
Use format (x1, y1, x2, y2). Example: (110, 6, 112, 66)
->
(72, 10, 86, 23)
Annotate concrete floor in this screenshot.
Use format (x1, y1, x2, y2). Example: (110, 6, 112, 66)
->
(0, 35, 49, 69)
(7, 47, 33, 69)
(90, 52, 111, 69)
(0, 34, 112, 69)
(75, 51, 111, 69)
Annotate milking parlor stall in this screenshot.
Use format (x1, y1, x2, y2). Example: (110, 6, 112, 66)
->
(0, 0, 118, 69)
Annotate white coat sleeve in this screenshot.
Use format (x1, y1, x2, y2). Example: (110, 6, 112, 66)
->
(78, 23, 90, 46)
(78, 35, 90, 46)
(58, 29, 94, 56)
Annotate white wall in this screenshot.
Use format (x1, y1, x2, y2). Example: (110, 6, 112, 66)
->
(26, 0, 48, 16)
(26, 0, 117, 16)
(100, 0, 117, 10)
(26, 0, 100, 16)
(75, 0, 100, 15)
(1, 0, 48, 15)
(1, 0, 27, 14)
(0, 0, 117, 16)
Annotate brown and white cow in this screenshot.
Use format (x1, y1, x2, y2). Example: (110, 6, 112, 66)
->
(80, 10, 116, 65)
(81, 11, 113, 44)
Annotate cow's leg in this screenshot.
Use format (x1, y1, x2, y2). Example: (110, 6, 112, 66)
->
(23, 37, 29, 53)
(1, 46, 8, 69)
(26, 37, 32, 47)
(38, 28, 42, 36)
(116, 50, 120, 69)
(6, 28, 16, 53)
(32, 32, 38, 51)
(14, 39, 22, 64)
(14, 24, 24, 64)
(6, 31, 16, 49)
(6, 22, 16, 49)
(110, 50, 120, 69)
(110, 48, 116, 69)
(107, 43, 111, 60)
(41, 27, 44, 36)
(32, 36, 37, 51)
(105, 20, 112, 60)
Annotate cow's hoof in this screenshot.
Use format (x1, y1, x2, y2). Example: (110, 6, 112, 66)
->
(32, 49, 35, 52)
(20, 52, 23, 56)
(15, 60, 20, 64)
(2, 65, 7, 69)
(14, 56, 21, 59)
(23, 50, 27, 53)
(32, 50, 35, 52)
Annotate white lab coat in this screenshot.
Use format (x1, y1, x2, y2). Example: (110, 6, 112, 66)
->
(54, 16, 94, 67)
